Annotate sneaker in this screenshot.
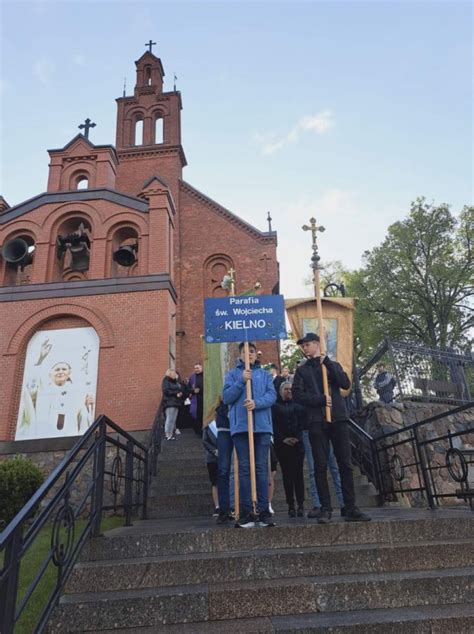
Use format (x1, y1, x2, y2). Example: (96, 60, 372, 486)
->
(296, 507, 304, 517)
(216, 512, 229, 525)
(340, 507, 346, 517)
(307, 507, 322, 519)
(317, 509, 332, 524)
(288, 508, 296, 518)
(268, 503, 275, 515)
(175, 428, 181, 435)
(236, 513, 255, 528)
(212, 507, 220, 517)
(170, 436, 176, 441)
(345, 507, 371, 522)
(259, 512, 275, 527)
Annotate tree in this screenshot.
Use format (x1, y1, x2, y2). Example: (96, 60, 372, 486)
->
(279, 333, 305, 372)
(348, 199, 473, 358)
(304, 260, 350, 295)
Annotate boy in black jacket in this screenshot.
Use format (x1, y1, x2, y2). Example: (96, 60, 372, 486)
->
(292, 333, 370, 524)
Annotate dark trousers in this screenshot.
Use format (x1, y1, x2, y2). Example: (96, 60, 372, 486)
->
(275, 444, 305, 509)
(309, 420, 356, 511)
(216, 431, 233, 513)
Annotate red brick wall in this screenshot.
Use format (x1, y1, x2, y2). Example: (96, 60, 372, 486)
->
(176, 183, 280, 378)
(0, 290, 172, 441)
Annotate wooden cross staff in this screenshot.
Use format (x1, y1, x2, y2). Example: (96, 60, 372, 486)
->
(225, 268, 258, 517)
(302, 217, 332, 423)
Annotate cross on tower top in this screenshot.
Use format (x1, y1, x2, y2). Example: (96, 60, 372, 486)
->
(78, 118, 96, 140)
(145, 39, 157, 53)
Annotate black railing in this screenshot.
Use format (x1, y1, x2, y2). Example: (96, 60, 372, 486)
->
(357, 339, 473, 406)
(348, 402, 474, 509)
(347, 417, 384, 500)
(0, 412, 162, 634)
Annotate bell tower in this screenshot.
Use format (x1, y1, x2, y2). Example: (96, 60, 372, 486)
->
(114, 46, 186, 200)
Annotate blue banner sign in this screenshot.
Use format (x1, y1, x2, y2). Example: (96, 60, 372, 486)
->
(204, 294, 287, 343)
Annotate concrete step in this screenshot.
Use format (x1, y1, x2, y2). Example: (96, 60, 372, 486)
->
(147, 499, 380, 520)
(50, 567, 474, 631)
(151, 472, 373, 492)
(85, 603, 474, 633)
(66, 539, 474, 594)
(81, 512, 474, 562)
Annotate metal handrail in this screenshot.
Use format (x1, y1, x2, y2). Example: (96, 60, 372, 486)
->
(0, 412, 158, 634)
(347, 402, 474, 509)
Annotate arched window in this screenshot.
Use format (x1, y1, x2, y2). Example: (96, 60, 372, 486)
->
(155, 117, 163, 144)
(77, 176, 88, 190)
(111, 226, 139, 277)
(204, 255, 234, 298)
(134, 118, 144, 146)
(54, 217, 92, 282)
(144, 65, 152, 86)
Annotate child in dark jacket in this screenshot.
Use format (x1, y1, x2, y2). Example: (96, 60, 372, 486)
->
(271, 381, 307, 517)
(202, 421, 219, 516)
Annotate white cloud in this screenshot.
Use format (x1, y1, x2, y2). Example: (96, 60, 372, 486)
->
(32, 57, 55, 85)
(257, 110, 335, 155)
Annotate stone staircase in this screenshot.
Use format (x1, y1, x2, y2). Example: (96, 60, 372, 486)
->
(148, 430, 379, 519)
(49, 430, 474, 632)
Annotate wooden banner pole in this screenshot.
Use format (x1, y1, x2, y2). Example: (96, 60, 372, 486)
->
(228, 269, 240, 520)
(244, 341, 258, 514)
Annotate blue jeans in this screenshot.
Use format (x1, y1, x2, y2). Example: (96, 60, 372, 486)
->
(217, 431, 234, 513)
(233, 432, 271, 515)
(302, 430, 344, 507)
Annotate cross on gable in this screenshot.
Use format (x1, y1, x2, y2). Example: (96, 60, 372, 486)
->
(145, 40, 157, 53)
(78, 118, 96, 140)
(259, 252, 272, 271)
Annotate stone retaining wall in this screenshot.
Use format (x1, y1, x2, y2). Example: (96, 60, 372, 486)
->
(0, 431, 150, 522)
(359, 401, 474, 507)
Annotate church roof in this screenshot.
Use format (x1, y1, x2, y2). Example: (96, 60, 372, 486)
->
(135, 51, 165, 76)
(180, 181, 277, 243)
(0, 188, 148, 224)
(48, 134, 119, 162)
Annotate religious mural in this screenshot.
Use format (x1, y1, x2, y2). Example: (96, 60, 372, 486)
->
(302, 317, 338, 359)
(15, 327, 99, 440)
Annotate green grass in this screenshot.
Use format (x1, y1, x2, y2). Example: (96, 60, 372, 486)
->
(4, 515, 123, 634)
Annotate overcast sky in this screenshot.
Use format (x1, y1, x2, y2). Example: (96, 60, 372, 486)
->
(1, 0, 472, 298)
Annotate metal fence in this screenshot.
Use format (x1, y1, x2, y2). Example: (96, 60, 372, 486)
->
(366, 402, 474, 509)
(358, 340, 473, 406)
(0, 412, 162, 634)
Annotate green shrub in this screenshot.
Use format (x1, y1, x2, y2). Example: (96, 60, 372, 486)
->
(0, 456, 44, 527)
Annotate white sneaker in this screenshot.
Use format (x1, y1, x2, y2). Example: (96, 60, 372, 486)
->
(268, 503, 275, 515)
(175, 428, 181, 435)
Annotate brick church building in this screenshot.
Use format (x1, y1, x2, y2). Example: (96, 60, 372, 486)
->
(0, 48, 279, 441)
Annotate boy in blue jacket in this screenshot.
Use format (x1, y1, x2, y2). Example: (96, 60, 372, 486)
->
(223, 342, 277, 528)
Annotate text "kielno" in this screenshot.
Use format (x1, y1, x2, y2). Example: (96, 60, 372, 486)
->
(224, 319, 266, 330)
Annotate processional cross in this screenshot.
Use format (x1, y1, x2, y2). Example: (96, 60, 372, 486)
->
(302, 216, 325, 274)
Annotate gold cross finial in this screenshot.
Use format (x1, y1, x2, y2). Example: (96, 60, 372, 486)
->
(302, 217, 326, 271)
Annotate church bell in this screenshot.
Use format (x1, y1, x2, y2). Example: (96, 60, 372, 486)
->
(69, 243, 91, 271)
(113, 243, 138, 267)
(2, 238, 34, 270)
